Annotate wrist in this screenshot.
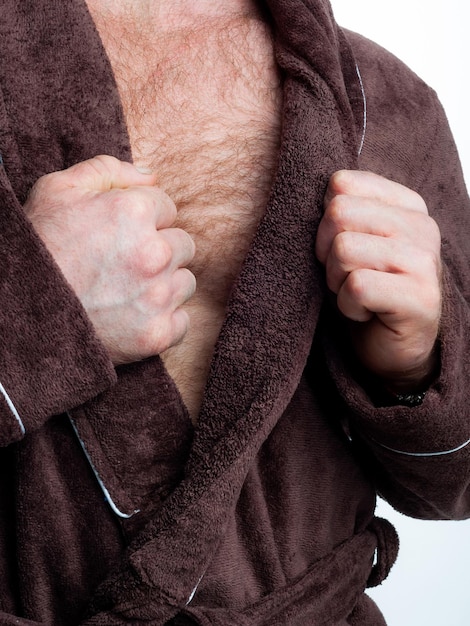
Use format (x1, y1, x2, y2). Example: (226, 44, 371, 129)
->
(359, 345, 440, 408)
(378, 344, 439, 395)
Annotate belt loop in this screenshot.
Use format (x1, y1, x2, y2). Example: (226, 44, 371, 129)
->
(367, 516, 399, 587)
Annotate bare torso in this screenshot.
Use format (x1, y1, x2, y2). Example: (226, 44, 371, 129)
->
(86, 0, 282, 421)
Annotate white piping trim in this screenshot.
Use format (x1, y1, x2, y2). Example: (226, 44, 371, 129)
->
(376, 437, 470, 458)
(68, 414, 140, 519)
(355, 63, 367, 155)
(0, 381, 25, 436)
(186, 574, 205, 606)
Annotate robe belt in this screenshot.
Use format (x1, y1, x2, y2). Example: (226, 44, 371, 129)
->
(172, 517, 398, 626)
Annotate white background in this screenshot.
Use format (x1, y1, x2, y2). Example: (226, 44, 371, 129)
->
(331, 2, 470, 625)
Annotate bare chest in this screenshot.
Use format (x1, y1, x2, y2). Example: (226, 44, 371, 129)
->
(88, 7, 282, 419)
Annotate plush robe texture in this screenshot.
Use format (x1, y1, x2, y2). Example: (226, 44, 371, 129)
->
(0, 0, 469, 624)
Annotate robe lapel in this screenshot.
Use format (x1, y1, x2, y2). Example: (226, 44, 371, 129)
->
(87, 1, 366, 619)
(3, 1, 365, 617)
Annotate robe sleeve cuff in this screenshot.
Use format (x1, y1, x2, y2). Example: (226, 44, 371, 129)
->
(323, 268, 470, 457)
(0, 174, 117, 446)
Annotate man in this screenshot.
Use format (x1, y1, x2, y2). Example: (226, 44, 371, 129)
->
(0, 0, 468, 624)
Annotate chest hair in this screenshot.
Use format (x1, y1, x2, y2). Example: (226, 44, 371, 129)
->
(88, 7, 283, 420)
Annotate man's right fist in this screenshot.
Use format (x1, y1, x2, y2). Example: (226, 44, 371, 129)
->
(24, 155, 196, 365)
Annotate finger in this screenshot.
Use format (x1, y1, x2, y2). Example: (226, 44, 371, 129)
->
(325, 231, 435, 294)
(336, 268, 441, 324)
(146, 271, 196, 352)
(171, 267, 197, 307)
(58, 155, 159, 191)
(164, 308, 191, 349)
(162, 269, 197, 349)
(152, 188, 178, 230)
(143, 307, 191, 355)
(157, 228, 196, 270)
(117, 185, 178, 229)
(325, 170, 428, 213)
(316, 195, 438, 265)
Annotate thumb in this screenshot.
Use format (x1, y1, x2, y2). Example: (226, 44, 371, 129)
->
(58, 155, 158, 191)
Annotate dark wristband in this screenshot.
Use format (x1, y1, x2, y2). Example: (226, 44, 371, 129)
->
(383, 389, 427, 408)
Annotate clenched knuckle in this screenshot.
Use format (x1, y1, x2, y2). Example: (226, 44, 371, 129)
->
(156, 188, 177, 220)
(409, 189, 428, 213)
(325, 271, 338, 294)
(31, 172, 61, 200)
(129, 243, 151, 276)
(427, 217, 441, 247)
(145, 318, 173, 354)
(326, 195, 350, 227)
(345, 270, 366, 300)
(95, 189, 126, 219)
(154, 237, 174, 270)
(111, 189, 146, 216)
(33, 173, 52, 192)
(129, 201, 152, 224)
(178, 230, 196, 260)
(428, 284, 442, 310)
(329, 170, 353, 195)
(131, 238, 170, 277)
(150, 281, 173, 310)
(332, 231, 354, 265)
(416, 247, 441, 279)
(135, 325, 161, 356)
(185, 268, 197, 295)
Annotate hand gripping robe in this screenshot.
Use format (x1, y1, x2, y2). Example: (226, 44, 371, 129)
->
(0, 0, 469, 624)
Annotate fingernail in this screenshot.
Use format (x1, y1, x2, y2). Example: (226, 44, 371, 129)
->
(135, 166, 154, 174)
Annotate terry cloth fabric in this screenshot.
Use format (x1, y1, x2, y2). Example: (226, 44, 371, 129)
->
(79, 0, 369, 618)
(0, 0, 469, 624)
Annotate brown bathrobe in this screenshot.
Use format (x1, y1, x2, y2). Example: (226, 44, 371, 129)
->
(0, 0, 469, 624)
